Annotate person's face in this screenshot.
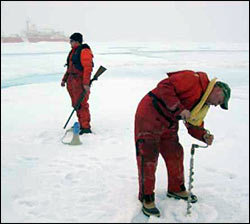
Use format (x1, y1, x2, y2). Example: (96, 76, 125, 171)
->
(70, 39, 79, 48)
(206, 86, 225, 107)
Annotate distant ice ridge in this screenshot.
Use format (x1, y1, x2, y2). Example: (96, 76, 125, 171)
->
(1, 41, 249, 89)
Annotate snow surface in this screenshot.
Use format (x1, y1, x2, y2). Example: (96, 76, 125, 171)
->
(1, 41, 249, 223)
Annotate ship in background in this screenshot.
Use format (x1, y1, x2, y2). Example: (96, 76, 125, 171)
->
(23, 20, 68, 43)
(1, 34, 24, 43)
(1, 20, 69, 43)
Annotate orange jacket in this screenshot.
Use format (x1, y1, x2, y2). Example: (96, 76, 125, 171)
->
(151, 70, 209, 116)
(150, 70, 210, 142)
(62, 44, 93, 86)
(80, 48, 93, 85)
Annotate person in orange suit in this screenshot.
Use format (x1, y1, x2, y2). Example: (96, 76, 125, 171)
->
(134, 70, 231, 217)
(61, 33, 94, 134)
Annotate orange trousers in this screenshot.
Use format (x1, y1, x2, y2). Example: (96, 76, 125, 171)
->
(135, 94, 185, 201)
(66, 75, 90, 129)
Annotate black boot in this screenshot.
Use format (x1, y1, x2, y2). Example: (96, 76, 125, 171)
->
(79, 128, 92, 135)
(167, 191, 198, 203)
(141, 193, 160, 218)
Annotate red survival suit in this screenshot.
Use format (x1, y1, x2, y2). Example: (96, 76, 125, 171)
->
(62, 44, 94, 129)
(135, 70, 210, 201)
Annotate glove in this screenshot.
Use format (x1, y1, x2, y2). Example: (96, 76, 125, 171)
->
(83, 85, 90, 93)
(61, 81, 66, 87)
(179, 109, 191, 120)
(203, 133, 214, 145)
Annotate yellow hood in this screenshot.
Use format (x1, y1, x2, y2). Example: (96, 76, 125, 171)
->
(186, 78, 217, 126)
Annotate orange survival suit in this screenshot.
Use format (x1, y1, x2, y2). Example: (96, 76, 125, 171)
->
(62, 44, 94, 129)
(135, 70, 210, 202)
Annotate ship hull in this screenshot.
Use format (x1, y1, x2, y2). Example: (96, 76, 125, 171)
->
(1, 37, 24, 43)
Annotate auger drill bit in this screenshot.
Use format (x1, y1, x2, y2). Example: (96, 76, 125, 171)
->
(186, 143, 208, 216)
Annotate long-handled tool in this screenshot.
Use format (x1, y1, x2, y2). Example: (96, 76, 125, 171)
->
(186, 143, 208, 216)
(63, 65, 107, 129)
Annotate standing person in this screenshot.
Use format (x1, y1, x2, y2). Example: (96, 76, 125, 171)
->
(134, 70, 231, 217)
(61, 33, 94, 134)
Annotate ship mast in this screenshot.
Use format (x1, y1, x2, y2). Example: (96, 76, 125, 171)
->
(26, 19, 30, 32)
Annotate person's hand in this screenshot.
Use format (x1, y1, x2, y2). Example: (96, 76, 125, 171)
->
(179, 109, 191, 120)
(61, 81, 66, 87)
(203, 133, 214, 145)
(84, 85, 90, 93)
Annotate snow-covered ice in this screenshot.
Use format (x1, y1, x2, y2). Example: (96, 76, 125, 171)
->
(1, 41, 249, 223)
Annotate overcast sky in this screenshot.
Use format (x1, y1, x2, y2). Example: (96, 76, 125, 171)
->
(1, 1, 249, 43)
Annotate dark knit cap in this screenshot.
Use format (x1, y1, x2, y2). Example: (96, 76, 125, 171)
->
(70, 33, 83, 43)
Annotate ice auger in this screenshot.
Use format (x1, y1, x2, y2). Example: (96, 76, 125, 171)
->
(186, 143, 208, 215)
